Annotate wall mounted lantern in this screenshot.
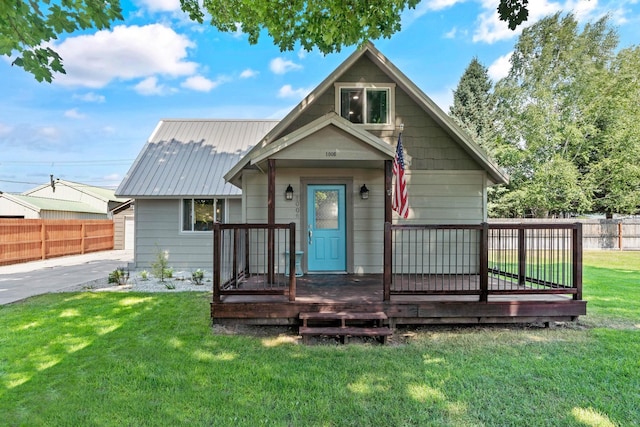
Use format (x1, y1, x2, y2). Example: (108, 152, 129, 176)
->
(285, 184, 294, 201)
(360, 184, 369, 200)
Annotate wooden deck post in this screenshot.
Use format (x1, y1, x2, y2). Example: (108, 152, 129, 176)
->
(518, 226, 526, 287)
(384, 160, 392, 224)
(479, 222, 489, 302)
(213, 224, 221, 303)
(244, 228, 250, 276)
(383, 160, 392, 301)
(232, 228, 239, 283)
(383, 222, 392, 301)
(267, 159, 275, 284)
(573, 223, 583, 301)
(288, 222, 296, 301)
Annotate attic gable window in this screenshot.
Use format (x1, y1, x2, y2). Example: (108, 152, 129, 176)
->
(336, 83, 395, 128)
(182, 198, 225, 232)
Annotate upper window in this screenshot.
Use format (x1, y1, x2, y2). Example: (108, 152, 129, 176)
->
(336, 83, 395, 127)
(182, 198, 225, 232)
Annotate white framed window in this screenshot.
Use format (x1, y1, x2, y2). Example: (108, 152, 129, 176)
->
(181, 198, 226, 232)
(335, 83, 395, 128)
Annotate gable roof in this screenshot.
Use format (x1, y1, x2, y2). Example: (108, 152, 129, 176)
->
(227, 42, 508, 185)
(24, 179, 127, 203)
(116, 119, 278, 198)
(247, 112, 395, 170)
(1, 193, 105, 214)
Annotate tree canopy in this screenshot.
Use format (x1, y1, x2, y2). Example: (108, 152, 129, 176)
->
(489, 13, 640, 218)
(3, 0, 535, 82)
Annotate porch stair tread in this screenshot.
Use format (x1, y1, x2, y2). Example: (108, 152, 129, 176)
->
(299, 326, 393, 336)
(299, 311, 388, 321)
(299, 311, 391, 344)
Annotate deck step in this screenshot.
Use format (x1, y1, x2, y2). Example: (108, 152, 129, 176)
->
(299, 311, 387, 321)
(299, 311, 391, 344)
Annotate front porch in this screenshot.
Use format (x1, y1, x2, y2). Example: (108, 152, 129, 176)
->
(211, 223, 586, 326)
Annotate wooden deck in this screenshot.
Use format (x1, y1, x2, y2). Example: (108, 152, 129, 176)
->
(211, 274, 587, 326)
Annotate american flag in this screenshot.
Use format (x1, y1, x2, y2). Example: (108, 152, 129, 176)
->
(392, 132, 409, 219)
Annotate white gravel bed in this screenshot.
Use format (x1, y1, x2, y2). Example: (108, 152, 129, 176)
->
(69, 270, 213, 293)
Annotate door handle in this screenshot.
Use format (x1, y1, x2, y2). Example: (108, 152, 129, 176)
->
(308, 227, 312, 245)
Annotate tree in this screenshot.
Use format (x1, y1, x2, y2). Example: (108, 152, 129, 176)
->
(586, 46, 640, 217)
(492, 13, 620, 217)
(3, 0, 537, 82)
(449, 57, 494, 149)
(1, 1, 123, 82)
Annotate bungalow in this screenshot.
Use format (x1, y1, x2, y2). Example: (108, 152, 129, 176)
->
(118, 43, 585, 327)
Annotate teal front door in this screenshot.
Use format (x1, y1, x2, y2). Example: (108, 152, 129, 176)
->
(307, 184, 347, 272)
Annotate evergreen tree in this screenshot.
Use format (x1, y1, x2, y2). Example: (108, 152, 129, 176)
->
(449, 58, 494, 149)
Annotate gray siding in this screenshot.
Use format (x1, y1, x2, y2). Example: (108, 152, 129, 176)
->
(134, 199, 214, 269)
(280, 55, 482, 172)
(242, 167, 486, 274)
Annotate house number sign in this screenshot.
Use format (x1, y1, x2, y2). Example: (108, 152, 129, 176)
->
(325, 151, 337, 157)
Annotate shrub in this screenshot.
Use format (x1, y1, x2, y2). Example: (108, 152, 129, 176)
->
(108, 267, 129, 286)
(191, 269, 205, 285)
(151, 247, 171, 282)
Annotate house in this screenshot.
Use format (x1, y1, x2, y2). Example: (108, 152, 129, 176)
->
(110, 199, 135, 250)
(0, 192, 106, 219)
(118, 43, 585, 327)
(23, 179, 129, 216)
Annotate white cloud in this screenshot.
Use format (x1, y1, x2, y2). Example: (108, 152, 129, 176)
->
(64, 108, 86, 119)
(277, 85, 311, 99)
(38, 126, 62, 140)
(444, 27, 458, 38)
(136, 0, 181, 12)
(240, 68, 259, 79)
(410, 0, 466, 23)
(53, 24, 198, 88)
(488, 51, 513, 81)
(73, 92, 105, 103)
(0, 123, 13, 136)
(134, 76, 168, 96)
(181, 75, 221, 92)
(269, 57, 303, 75)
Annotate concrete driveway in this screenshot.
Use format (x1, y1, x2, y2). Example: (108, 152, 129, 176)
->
(0, 250, 133, 305)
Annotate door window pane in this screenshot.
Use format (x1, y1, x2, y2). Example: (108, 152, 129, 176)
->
(315, 190, 338, 229)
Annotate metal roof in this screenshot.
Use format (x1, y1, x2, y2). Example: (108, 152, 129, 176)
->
(4, 194, 105, 214)
(24, 179, 128, 203)
(116, 119, 278, 197)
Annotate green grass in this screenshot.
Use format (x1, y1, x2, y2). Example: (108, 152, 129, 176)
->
(1, 252, 638, 426)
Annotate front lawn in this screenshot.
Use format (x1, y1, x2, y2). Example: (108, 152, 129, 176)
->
(0, 251, 638, 426)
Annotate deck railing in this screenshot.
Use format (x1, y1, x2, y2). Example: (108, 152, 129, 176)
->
(384, 222, 582, 301)
(212, 223, 296, 303)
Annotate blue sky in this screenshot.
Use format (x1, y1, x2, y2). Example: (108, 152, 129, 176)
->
(1, 0, 639, 194)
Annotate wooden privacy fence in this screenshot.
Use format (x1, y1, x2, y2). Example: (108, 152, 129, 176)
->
(0, 219, 114, 266)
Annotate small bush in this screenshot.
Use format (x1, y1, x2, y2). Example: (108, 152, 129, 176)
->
(108, 267, 129, 286)
(164, 281, 176, 290)
(191, 269, 205, 285)
(151, 247, 171, 282)
(140, 270, 149, 281)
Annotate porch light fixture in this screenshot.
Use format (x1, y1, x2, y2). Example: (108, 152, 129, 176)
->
(360, 184, 369, 200)
(285, 184, 294, 201)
